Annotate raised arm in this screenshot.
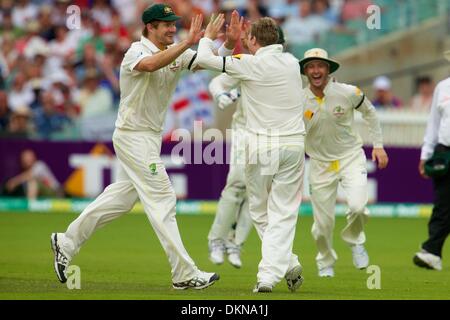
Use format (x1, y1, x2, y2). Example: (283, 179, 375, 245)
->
(135, 14, 204, 72)
(197, 13, 252, 80)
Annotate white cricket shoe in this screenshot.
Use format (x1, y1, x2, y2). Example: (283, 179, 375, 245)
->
(318, 266, 335, 277)
(285, 265, 304, 292)
(252, 282, 273, 293)
(208, 240, 225, 265)
(413, 250, 442, 271)
(50, 233, 70, 283)
(172, 271, 220, 290)
(351, 244, 369, 269)
(226, 245, 242, 268)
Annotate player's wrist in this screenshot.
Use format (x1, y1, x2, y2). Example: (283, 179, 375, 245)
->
(224, 39, 236, 50)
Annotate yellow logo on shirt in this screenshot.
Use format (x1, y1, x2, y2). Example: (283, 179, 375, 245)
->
(304, 109, 314, 120)
(232, 54, 242, 60)
(169, 60, 180, 71)
(327, 160, 340, 172)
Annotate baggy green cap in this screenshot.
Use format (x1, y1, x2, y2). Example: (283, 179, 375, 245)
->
(142, 4, 180, 24)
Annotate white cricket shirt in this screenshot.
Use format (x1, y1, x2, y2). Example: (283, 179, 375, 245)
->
(421, 77, 450, 160)
(115, 36, 198, 132)
(197, 38, 305, 139)
(302, 80, 383, 161)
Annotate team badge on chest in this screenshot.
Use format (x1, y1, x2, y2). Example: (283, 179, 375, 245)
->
(169, 60, 180, 71)
(333, 105, 345, 117)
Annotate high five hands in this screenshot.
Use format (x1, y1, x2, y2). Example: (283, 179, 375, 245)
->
(205, 10, 244, 43)
(186, 14, 204, 46)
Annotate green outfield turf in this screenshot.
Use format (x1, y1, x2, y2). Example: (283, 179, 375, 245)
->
(0, 212, 449, 300)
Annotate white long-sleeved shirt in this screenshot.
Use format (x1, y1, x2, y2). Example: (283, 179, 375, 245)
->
(208, 74, 245, 129)
(302, 80, 383, 162)
(197, 37, 305, 139)
(115, 37, 233, 132)
(421, 77, 450, 160)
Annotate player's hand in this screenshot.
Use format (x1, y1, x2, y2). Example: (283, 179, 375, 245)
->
(224, 10, 243, 49)
(418, 160, 429, 179)
(204, 13, 225, 40)
(186, 14, 204, 46)
(372, 147, 388, 169)
(216, 93, 234, 110)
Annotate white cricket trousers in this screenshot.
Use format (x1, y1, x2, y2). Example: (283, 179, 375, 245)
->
(208, 128, 252, 247)
(59, 129, 199, 283)
(309, 149, 369, 270)
(246, 140, 305, 286)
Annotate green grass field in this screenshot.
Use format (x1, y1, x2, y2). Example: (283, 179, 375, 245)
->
(0, 212, 449, 300)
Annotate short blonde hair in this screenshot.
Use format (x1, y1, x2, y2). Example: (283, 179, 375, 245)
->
(250, 17, 279, 47)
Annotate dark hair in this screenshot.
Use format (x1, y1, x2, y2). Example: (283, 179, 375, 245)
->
(416, 76, 432, 87)
(250, 17, 279, 47)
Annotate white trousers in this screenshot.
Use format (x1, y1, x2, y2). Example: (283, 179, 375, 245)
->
(208, 128, 252, 248)
(59, 129, 199, 283)
(309, 149, 369, 270)
(246, 142, 305, 286)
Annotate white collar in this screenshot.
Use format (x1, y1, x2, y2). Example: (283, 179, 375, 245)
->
(306, 78, 332, 99)
(254, 44, 283, 56)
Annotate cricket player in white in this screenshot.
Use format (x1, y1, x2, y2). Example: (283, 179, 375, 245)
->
(299, 48, 389, 277)
(50, 4, 237, 290)
(207, 73, 252, 268)
(197, 14, 305, 293)
(206, 26, 287, 269)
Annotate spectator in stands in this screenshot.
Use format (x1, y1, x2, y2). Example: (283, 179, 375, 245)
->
(75, 43, 101, 84)
(282, 0, 332, 46)
(313, 0, 339, 24)
(48, 25, 77, 72)
(34, 91, 72, 139)
(2, 149, 62, 199)
(52, 0, 71, 26)
(76, 68, 113, 119)
(241, 0, 268, 22)
(91, 0, 114, 29)
(0, 8, 25, 38)
(56, 84, 80, 119)
(76, 20, 106, 60)
(11, 0, 38, 29)
(0, 90, 11, 132)
(372, 75, 403, 109)
(25, 55, 47, 108)
(410, 76, 434, 112)
(171, 0, 206, 31)
(38, 5, 55, 41)
(1, 105, 34, 139)
(0, 51, 8, 83)
(8, 72, 35, 112)
(0, 33, 18, 74)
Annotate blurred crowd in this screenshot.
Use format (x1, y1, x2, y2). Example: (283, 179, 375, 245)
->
(0, 0, 437, 141)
